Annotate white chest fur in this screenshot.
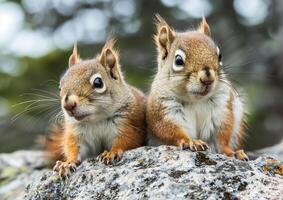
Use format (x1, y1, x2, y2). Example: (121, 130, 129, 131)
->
(164, 87, 230, 149)
(74, 119, 119, 160)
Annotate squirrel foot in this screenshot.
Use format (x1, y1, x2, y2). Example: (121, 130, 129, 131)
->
(234, 149, 249, 161)
(179, 139, 209, 151)
(98, 150, 122, 165)
(53, 160, 80, 178)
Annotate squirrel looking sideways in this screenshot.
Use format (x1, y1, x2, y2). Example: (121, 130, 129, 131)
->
(45, 40, 146, 177)
(146, 15, 248, 161)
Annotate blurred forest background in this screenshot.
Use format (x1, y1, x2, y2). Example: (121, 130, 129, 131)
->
(0, 0, 282, 152)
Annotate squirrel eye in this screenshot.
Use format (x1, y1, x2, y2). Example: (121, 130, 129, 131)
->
(173, 49, 186, 72)
(175, 55, 184, 66)
(90, 73, 106, 93)
(93, 77, 103, 89)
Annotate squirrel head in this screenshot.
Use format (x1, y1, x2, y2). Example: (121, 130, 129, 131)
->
(59, 40, 127, 123)
(154, 15, 223, 101)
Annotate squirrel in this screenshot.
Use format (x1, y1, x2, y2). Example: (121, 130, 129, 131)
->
(146, 15, 248, 161)
(45, 40, 146, 177)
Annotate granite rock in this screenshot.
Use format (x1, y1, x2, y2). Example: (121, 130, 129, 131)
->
(23, 146, 283, 200)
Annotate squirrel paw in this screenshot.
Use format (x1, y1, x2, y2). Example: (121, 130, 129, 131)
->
(98, 150, 122, 165)
(234, 150, 249, 161)
(53, 160, 80, 178)
(179, 139, 209, 152)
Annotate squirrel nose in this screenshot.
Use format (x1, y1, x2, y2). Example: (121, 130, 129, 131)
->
(200, 66, 215, 86)
(200, 79, 214, 86)
(64, 102, 77, 112)
(63, 93, 77, 112)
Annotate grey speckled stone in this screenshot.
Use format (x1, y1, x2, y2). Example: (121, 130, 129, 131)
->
(249, 140, 283, 161)
(24, 146, 283, 200)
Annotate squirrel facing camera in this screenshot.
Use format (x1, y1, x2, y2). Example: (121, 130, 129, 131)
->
(47, 40, 146, 178)
(147, 15, 248, 161)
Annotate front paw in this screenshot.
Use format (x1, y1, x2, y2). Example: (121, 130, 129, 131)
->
(178, 139, 209, 151)
(53, 160, 80, 178)
(98, 150, 122, 165)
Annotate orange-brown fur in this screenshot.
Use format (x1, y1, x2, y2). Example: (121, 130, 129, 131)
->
(115, 87, 146, 151)
(63, 123, 80, 163)
(217, 93, 248, 160)
(99, 86, 146, 164)
(146, 15, 213, 151)
(47, 40, 146, 177)
(147, 15, 248, 160)
(45, 124, 80, 164)
(147, 96, 191, 146)
(237, 120, 247, 150)
(217, 93, 234, 156)
(43, 125, 64, 162)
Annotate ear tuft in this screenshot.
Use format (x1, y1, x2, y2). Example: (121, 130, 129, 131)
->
(69, 43, 80, 67)
(99, 39, 121, 80)
(154, 14, 170, 31)
(154, 14, 175, 59)
(199, 16, 211, 37)
(99, 39, 119, 69)
(101, 39, 116, 53)
(157, 26, 171, 49)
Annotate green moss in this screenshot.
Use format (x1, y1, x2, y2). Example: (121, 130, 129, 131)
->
(0, 167, 27, 186)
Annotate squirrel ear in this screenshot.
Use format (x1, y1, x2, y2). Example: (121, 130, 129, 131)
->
(198, 16, 211, 37)
(154, 14, 175, 59)
(101, 48, 116, 69)
(99, 40, 121, 80)
(69, 43, 80, 67)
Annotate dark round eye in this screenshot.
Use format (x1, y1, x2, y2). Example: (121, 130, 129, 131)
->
(218, 53, 222, 61)
(175, 55, 184, 66)
(93, 77, 103, 89)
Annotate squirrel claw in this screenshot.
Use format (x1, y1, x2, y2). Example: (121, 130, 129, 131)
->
(53, 160, 80, 178)
(179, 139, 208, 152)
(234, 150, 249, 161)
(191, 140, 209, 151)
(190, 143, 198, 152)
(98, 150, 122, 165)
